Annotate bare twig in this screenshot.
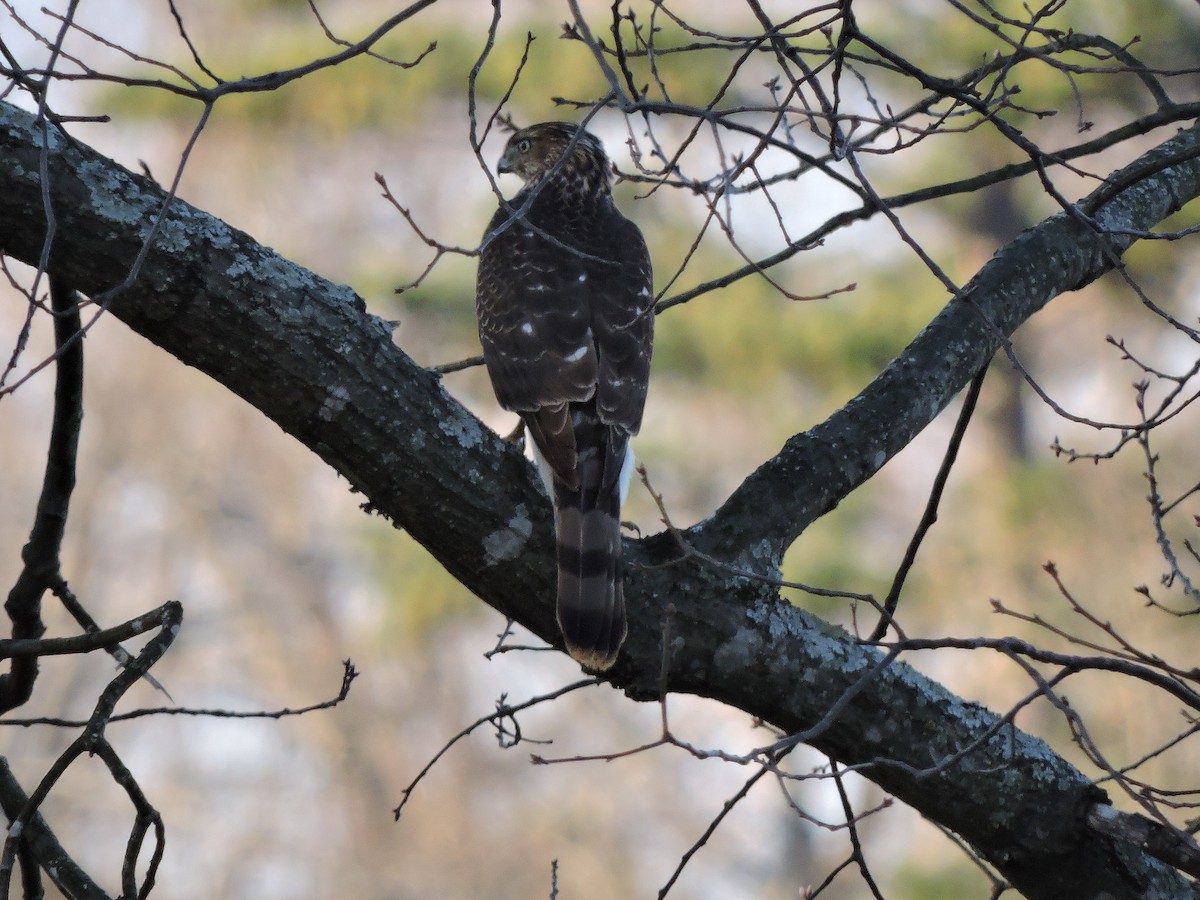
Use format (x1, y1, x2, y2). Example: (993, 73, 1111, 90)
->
(393, 679, 597, 821)
(869, 365, 987, 641)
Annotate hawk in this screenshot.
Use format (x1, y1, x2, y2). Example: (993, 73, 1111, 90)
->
(475, 121, 654, 670)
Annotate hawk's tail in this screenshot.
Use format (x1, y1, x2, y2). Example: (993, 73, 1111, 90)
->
(552, 418, 629, 671)
(554, 487, 626, 670)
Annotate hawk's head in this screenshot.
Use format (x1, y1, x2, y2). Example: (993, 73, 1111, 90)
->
(497, 121, 612, 197)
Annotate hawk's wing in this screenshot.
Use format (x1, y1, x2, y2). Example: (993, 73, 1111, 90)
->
(477, 205, 598, 412)
(589, 212, 654, 480)
(476, 200, 653, 490)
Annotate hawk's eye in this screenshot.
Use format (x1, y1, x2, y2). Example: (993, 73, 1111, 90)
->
(517, 138, 531, 154)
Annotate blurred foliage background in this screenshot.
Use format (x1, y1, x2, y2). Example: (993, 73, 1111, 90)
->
(3, 0, 1200, 897)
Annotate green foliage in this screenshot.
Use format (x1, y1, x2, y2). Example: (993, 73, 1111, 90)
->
(893, 857, 988, 899)
(357, 514, 479, 642)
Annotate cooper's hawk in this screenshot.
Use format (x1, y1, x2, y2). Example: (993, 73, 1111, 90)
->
(475, 121, 654, 670)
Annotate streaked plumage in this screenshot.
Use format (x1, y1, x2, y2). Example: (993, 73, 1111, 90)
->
(475, 122, 654, 669)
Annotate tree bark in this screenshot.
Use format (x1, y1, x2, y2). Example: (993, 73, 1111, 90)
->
(3, 99, 1199, 898)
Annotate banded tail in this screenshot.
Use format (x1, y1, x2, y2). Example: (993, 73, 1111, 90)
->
(534, 403, 630, 670)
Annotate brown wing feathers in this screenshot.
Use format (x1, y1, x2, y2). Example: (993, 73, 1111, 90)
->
(475, 122, 653, 669)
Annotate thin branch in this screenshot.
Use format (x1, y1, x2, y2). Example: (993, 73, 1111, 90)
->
(393, 679, 598, 821)
(1087, 804, 1200, 881)
(830, 759, 886, 900)
(0, 660, 359, 728)
(656, 760, 777, 899)
(0, 758, 111, 900)
(0, 601, 182, 897)
(869, 365, 987, 641)
(0, 277, 83, 714)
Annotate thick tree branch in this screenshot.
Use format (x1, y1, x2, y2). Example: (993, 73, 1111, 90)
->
(692, 123, 1200, 566)
(0, 98, 565, 647)
(1, 99, 1197, 897)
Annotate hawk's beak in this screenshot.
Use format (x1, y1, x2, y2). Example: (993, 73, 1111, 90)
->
(497, 150, 515, 175)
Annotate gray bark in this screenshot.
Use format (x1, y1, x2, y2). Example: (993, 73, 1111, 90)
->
(2, 98, 1199, 898)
